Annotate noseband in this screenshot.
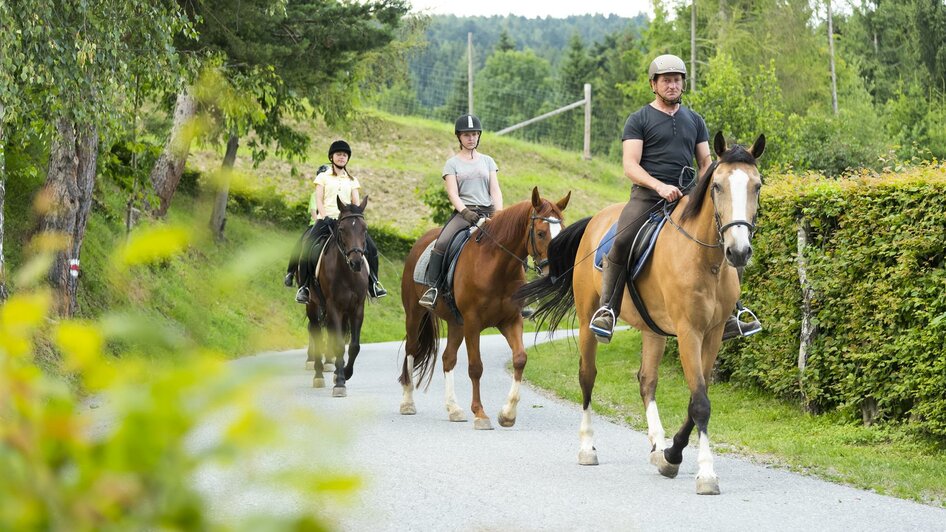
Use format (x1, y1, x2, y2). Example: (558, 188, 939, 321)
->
(332, 212, 366, 262)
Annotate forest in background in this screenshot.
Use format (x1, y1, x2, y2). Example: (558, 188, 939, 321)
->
(370, 1, 946, 176)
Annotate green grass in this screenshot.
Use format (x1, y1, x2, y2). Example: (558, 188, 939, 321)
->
(523, 330, 946, 507)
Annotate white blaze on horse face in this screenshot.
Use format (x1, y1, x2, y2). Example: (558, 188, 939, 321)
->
(549, 221, 562, 240)
(727, 169, 751, 245)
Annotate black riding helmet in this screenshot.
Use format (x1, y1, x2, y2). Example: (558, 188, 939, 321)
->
(328, 139, 352, 160)
(454, 114, 482, 149)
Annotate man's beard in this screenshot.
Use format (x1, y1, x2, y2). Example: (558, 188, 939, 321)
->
(659, 93, 682, 105)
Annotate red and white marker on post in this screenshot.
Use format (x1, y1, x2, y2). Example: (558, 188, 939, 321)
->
(69, 259, 80, 278)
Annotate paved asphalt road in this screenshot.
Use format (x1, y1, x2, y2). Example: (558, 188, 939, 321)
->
(195, 332, 946, 531)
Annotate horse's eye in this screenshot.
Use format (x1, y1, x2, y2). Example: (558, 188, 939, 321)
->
(538, 231, 547, 239)
(712, 183, 721, 193)
(755, 183, 762, 193)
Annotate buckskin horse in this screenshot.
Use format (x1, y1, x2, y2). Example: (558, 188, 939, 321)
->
(301, 196, 370, 398)
(399, 187, 570, 429)
(517, 133, 765, 494)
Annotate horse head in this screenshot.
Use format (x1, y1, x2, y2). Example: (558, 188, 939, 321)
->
(529, 187, 571, 275)
(335, 195, 369, 272)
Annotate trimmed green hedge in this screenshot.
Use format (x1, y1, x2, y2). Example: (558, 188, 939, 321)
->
(720, 164, 946, 438)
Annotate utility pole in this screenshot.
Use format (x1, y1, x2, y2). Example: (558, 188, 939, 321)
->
(691, 1, 697, 92)
(827, 0, 838, 114)
(467, 32, 474, 114)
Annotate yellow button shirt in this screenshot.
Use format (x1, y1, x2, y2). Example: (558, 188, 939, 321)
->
(313, 170, 361, 219)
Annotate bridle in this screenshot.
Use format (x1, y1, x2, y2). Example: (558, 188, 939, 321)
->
(664, 163, 759, 249)
(477, 208, 561, 276)
(332, 212, 367, 265)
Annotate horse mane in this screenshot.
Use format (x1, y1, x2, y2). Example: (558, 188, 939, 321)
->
(680, 145, 757, 221)
(480, 200, 533, 248)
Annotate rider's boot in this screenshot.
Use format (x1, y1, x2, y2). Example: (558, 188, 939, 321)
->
(589, 256, 626, 344)
(722, 301, 762, 340)
(295, 285, 310, 304)
(368, 273, 387, 299)
(418, 250, 445, 310)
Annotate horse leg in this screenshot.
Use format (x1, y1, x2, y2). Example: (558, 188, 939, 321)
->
(463, 324, 492, 430)
(497, 319, 526, 428)
(665, 331, 718, 495)
(344, 310, 364, 381)
(309, 318, 326, 388)
(327, 316, 347, 398)
(692, 329, 725, 495)
(400, 300, 424, 415)
(443, 323, 467, 422)
(399, 354, 416, 415)
(577, 324, 600, 465)
(638, 333, 677, 477)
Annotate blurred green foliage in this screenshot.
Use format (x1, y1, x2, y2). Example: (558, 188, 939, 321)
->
(0, 232, 357, 530)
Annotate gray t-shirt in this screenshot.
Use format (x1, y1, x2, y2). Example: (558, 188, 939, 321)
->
(622, 104, 709, 187)
(442, 154, 498, 207)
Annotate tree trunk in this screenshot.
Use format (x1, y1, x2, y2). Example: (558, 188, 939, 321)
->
(827, 0, 838, 115)
(38, 117, 98, 317)
(209, 132, 239, 242)
(149, 90, 197, 217)
(796, 216, 817, 411)
(0, 103, 7, 302)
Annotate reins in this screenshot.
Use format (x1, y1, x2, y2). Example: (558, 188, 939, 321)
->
(474, 209, 561, 276)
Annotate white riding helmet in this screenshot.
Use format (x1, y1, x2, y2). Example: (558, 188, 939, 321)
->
(648, 54, 687, 81)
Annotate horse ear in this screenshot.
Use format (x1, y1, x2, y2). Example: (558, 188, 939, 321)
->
(531, 187, 541, 209)
(750, 134, 766, 159)
(713, 131, 727, 157)
(556, 191, 571, 211)
(336, 196, 346, 212)
(359, 194, 369, 211)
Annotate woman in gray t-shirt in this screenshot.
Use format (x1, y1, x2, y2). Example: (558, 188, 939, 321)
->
(418, 114, 504, 310)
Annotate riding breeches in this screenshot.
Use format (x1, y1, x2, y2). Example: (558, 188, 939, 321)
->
(432, 205, 495, 255)
(606, 186, 664, 268)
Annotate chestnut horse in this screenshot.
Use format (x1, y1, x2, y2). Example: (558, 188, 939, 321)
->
(399, 187, 570, 429)
(302, 196, 370, 398)
(518, 133, 765, 494)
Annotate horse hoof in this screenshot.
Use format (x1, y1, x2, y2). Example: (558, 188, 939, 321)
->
(497, 413, 516, 428)
(313, 377, 325, 388)
(696, 476, 720, 495)
(473, 418, 494, 430)
(400, 402, 416, 415)
(650, 450, 680, 479)
(448, 410, 467, 422)
(305, 361, 315, 371)
(332, 386, 347, 398)
(578, 449, 599, 466)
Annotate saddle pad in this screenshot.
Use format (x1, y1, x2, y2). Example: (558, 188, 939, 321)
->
(594, 213, 667, 280)
(412, 241, 437, 284)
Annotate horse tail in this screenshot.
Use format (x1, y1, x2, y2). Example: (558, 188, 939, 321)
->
(515, 216, 591, 334)
(400, 310, 441, 390)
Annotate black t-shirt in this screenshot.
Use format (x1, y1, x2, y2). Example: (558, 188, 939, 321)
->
(622, 104, 709, 187)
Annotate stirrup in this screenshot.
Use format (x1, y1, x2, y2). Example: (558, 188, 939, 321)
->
(295, 286, 309, 304)
(370, 281, 388, 299)
(589, 306, 616, 344)
(722, 307, 762, 341)
(418, 287, 438, 310)
(284, 272, 294, 287)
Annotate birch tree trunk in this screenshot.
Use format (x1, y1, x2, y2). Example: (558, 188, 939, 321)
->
(149, 90, 197, 217)
(0, 103, 7, 302)
(796, 216, 817, 410)
(209, 132, 239, 242)
(38, 117, 98, 317)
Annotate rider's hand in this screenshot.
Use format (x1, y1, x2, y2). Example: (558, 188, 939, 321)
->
(655, 183, 683, 202)
(459, 208, 480, 224)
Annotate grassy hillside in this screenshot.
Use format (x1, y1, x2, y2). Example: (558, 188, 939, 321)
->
(188, 110, 628, 236)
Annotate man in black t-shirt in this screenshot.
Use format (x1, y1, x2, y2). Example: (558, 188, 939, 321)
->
(589, 54, 762, 343)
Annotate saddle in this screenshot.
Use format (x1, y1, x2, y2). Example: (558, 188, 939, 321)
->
(413, 228, 473, 323)
(595, 209, 674, 337)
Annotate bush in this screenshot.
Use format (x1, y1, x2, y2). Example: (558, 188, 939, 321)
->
(719, 165, 946, 439)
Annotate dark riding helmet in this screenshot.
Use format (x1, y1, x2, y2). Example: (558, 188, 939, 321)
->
(328, 140, 352, 160)
(454, 114, 483, 134)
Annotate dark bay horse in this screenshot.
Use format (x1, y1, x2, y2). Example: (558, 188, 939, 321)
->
(518, 133, 765, 494)
(399, 187, 570, 429)
(302, 196, 370, 398)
